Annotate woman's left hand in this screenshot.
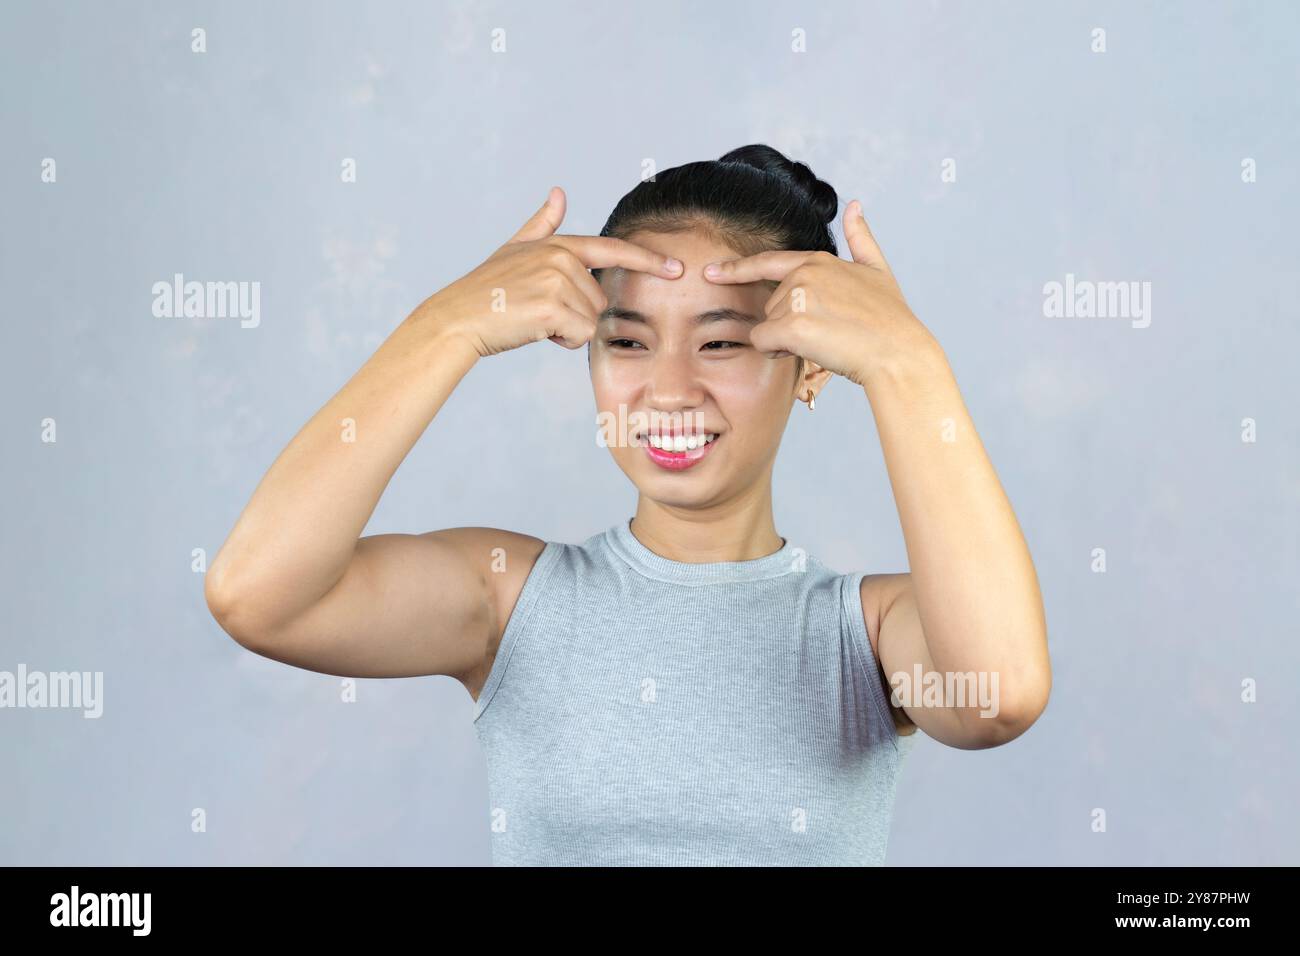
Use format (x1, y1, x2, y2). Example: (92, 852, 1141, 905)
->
(702, 200, 942, 390)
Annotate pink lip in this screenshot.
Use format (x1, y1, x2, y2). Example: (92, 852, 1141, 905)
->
(639, 434, 721, 471)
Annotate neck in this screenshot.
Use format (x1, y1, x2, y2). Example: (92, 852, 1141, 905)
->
(630, 490, 783, 564)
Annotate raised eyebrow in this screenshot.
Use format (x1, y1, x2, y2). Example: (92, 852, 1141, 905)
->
(598, 307, 760, 326)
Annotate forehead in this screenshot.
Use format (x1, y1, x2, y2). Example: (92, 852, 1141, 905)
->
(600, 229, 772, 318)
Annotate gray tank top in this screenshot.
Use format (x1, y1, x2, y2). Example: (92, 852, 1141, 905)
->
(472, 517, 917, 865)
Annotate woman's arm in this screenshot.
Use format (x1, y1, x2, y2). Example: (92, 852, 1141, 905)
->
(702, 199, 1050, 747)
(205, 187, 683, 681)
(203, 308, 517, 682)
(861, 344, 1050, 748)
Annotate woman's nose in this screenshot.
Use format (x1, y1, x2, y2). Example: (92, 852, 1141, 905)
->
(644, 350, 705, 407)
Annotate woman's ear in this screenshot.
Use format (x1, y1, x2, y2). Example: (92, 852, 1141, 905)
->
(795, 359, 834, 404)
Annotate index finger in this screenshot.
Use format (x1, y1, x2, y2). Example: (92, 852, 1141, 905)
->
(550, 235, 683, 277)
(701, 250, 813, 284)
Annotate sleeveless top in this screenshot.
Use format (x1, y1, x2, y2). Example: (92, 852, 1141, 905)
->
(472, 518, 917, 866)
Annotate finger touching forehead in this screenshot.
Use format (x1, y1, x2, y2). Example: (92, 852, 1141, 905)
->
(601, 229, 773, 318)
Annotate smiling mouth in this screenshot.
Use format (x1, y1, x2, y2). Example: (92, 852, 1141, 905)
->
(635, 431, 723, 471)
(635, 431, 720, 453)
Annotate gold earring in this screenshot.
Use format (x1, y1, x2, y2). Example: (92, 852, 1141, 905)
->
(806, 391, 816, 411)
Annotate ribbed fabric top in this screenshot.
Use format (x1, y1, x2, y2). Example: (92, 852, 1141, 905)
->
(472, 518, 917, 866)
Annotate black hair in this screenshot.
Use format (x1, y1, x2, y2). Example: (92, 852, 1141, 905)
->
(588, 144, 840, 387)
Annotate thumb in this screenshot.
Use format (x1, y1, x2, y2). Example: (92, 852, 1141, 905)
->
(507, 186, 566, 244)
(843, 199, 891, 272)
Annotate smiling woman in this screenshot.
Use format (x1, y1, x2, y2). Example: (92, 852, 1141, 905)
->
(459, 147, 925, 865)
(207, 142, 1049, 868)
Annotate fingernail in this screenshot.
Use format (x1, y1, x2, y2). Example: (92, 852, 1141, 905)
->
(664, 258, 682, 274)
(704, 263, 721, 277)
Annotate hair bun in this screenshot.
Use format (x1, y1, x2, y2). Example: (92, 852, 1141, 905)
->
(718, 144, 839, 224)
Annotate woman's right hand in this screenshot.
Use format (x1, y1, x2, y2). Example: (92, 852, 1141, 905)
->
(422, 187, 684, 356)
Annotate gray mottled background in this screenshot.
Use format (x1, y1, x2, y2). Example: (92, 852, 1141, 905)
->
(2, 0, 1296, 865)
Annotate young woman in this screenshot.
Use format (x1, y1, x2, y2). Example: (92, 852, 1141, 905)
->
(206, 144, 1051, 866)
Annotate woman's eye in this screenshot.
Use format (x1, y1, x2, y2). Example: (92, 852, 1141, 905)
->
(606, 339, 743, 351)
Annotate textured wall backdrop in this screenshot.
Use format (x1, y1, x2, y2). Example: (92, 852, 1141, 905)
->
(1, 0, 1296, 865)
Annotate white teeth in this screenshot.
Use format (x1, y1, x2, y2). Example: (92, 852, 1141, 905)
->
(645, 433, 717, 451)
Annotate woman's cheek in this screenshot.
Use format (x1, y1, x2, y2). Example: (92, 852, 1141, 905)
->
(741, 351, 784, 388)
(709, 352, 794, 410)
(710, 363, 777, 422)
(589, 350, 618, 394)
(589, 359, 646, 449)
(719, 356, 800, 450)
(589, 356, 635, 413)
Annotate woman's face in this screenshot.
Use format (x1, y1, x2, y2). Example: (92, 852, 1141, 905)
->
(590, 228, 804, 510)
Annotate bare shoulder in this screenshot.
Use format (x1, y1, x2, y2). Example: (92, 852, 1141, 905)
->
(440, 527, 549, 702)
(858, 573, 918, 735)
